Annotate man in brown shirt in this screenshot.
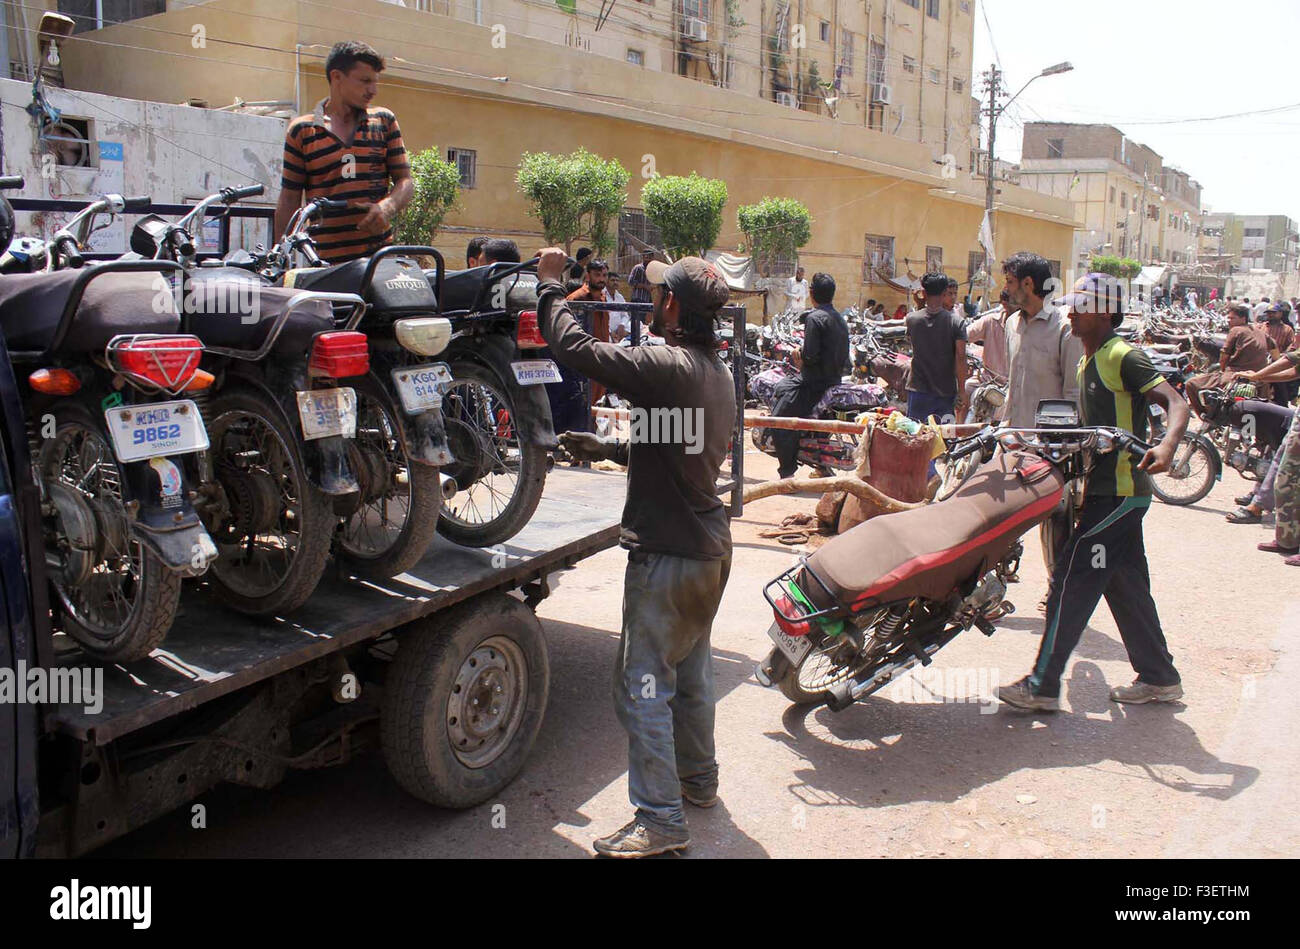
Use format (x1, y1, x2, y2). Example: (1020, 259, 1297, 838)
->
(566, 258, 612, 403)
(1186, 304, 1271, 413)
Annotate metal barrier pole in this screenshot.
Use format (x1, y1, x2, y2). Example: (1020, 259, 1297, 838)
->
(728, 303, 745, 517)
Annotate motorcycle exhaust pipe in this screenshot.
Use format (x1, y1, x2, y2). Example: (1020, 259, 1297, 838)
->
(439, 472, 458, 500)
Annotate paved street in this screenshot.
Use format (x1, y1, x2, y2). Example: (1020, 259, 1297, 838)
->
(99, 449, 1300, 859)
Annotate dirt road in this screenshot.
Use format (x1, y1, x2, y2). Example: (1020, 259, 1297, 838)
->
(100, 449, 1299, 858)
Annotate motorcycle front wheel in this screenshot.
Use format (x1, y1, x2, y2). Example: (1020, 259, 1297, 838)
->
(38, 404, 180, 662)
(335, 374, 441, 579)
(438, 362, 547, 548)
(1149, 434, 1216, 506)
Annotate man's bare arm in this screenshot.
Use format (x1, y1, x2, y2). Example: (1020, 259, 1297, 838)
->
(274, 188, 302, 241)
(1139, 381, 1190, 474)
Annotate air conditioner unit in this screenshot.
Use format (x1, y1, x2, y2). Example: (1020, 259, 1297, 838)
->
(683, 17, 708, 42)
(776, 91, 798, 108)
(872, 83, 892, 104)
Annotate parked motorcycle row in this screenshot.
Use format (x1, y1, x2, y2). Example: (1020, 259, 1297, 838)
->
(0, 180, 560, 662)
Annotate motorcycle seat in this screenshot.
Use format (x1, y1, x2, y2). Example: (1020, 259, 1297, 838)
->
(1145, 343, 1182, 355)
(799, 452, 1064, 614)
(180, 273, 337, 355)
(433, 266, 538, 316)
(288, 255, 435, 316)
(0, 267, 179, 353)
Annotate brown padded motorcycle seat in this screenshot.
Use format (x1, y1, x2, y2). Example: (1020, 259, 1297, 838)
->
(0, 267, 179, 353)
(802, 451, 1064, 613)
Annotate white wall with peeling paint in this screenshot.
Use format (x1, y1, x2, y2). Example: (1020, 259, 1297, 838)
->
(1, 77, 285, 254)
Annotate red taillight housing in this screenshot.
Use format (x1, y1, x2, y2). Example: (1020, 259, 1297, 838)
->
(108, 336, 203, 394)
(773, 593, 812, 638)
(516, 310, 547, 349)
(310, 332, 370, 378)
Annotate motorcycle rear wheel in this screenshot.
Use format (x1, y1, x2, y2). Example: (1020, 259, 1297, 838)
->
(775, 610, 887, 705)
(335, 374, 441, 579)
(438, 362, 547, 548)
(38, 404, 180, 662)
(1150, 434, 1216, 506)
(202, 386, 334, 616)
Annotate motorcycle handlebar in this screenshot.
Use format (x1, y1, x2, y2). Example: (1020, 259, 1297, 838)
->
(0, 175, 23, 190)
(122, 195, 152, 213)
(222, 184, 264, 203)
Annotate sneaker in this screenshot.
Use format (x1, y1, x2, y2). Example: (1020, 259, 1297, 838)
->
(1109, 679, 1184, 704)
(593, 818, 689, 858)
(997, 676, 1060, 712)
(681, 784, 719, 808)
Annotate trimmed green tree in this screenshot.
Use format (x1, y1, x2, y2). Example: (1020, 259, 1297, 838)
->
(737, 197, 812, 277)
(391, 147, 462, 245)
(1089, 254, 1142, 279)
(515, 148, 629, 255)
(640, 173, 729, 259)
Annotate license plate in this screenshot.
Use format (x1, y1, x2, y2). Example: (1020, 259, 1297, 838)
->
(766, 621, 814, 666)
(105, 400, 209, 463)
(391, 363, 451, 415)
(296, 387, 357, 441)
(511, 359, 562, 385)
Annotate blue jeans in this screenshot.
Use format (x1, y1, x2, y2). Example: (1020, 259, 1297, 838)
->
(615, 548, 731, 833)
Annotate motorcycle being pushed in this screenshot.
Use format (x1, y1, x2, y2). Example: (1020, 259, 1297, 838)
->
(749, 368, 890, 475)
(754, 400, 1151, 710)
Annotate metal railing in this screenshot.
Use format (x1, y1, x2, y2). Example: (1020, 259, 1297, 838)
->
(8, 197, 275, 261)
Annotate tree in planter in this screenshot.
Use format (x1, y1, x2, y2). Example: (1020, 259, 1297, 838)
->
(1089, 254, 1142, 279)
(737, 197, 812, 277)
(391, 147, 462, 246)
(515, 148, 629, 255)
(641, 173, 728, 259)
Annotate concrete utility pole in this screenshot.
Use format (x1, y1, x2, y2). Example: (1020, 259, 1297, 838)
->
(1136, 173, 1148, 263)
(981, 64, 1001, 271)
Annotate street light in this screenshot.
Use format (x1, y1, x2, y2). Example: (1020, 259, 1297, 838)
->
(983, 61, 1075, 268)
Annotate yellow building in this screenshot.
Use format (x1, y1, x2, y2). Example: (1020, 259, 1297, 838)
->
(17, 0, 1076, 309)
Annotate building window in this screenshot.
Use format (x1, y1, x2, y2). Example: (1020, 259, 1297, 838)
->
(59, 0, 166, 33)
(1109, 186, 1116, 204)
(968, 250, 986, 278)
(903, 56, 917, 74)
(1047, 138, 1064, 159)
(1120, 192, 1127, 209)
(447, 148, 477, 188)
(40, 116, 97, 168)
(959, 0, 971, 12)
(820, 20, 830, 42)
(952, 77, 963, 93)
(626, 48, 644, 66)
(839, 31, 854, 75)
(926, 0, 940, 17)
(1245, 228, 1265, 237)
(864, 234, 896, 282)
(901, 0, 919, 8)
(926, 245, 943, 272)
(617, 209, 664, 276)
(681, 0, 709, 18)
(927, 67, 940, 84)
(1047, 259, 1061, 278)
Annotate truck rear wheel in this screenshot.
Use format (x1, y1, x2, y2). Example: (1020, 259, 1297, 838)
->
(381, 592, 550, 808)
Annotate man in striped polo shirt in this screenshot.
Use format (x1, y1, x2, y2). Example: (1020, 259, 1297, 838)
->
(276, 41, 413, 264)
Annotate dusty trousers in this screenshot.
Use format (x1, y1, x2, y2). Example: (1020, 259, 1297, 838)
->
(614, 547, 732, 833)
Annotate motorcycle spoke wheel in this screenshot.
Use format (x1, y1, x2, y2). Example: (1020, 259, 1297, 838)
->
(340, 393, 412, 559)
(1150, 436, 1215, 506)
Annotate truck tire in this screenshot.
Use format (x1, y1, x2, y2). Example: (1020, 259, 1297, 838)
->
(381, 592, 550, 808)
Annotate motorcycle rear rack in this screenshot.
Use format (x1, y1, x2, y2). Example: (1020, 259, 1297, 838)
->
(762, 557, 852, 625)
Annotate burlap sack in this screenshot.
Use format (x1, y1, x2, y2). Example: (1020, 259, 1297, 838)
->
(837, 424, 935, 534)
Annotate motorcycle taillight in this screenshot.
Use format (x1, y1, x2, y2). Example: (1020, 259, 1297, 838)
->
(773, 593, 813, 638)
(516, 310, 547, 349)
(108, 335, 203, 394)
(310, 332, 370, 378)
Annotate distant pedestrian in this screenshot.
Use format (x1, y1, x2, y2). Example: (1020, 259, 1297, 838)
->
(787, 266, 810, 312)
(628, 248, 655, 305)
(905, 271, 967, 426)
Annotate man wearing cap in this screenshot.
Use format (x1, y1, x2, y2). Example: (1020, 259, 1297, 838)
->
(1000, 273, 1191, 712)
(769, 273, 850, 479)
(1185, 303, 1271, 414)
(533, 248, 735, 857)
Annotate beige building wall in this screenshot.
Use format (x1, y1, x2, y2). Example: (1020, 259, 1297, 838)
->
(54, 0, 1074, 309)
